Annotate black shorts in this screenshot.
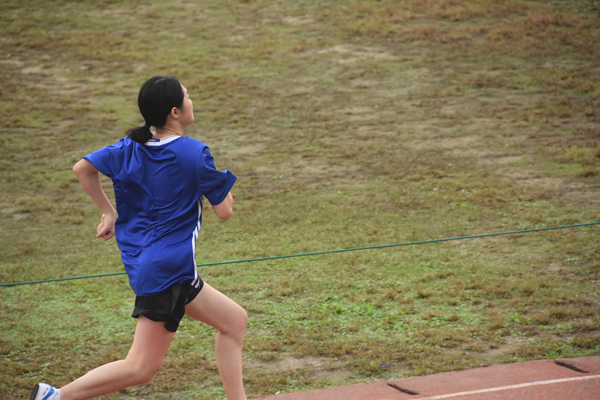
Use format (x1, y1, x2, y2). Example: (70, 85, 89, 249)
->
(132, 279, 204, 332)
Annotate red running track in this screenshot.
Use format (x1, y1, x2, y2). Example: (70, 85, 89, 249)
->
(251, 356, 600, 400)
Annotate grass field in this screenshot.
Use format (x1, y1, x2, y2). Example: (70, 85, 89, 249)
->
(1, 0, 600, 399)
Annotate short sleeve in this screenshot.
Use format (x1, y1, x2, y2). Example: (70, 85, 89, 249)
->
(82, 138, 128, 179)
(196, 146, 237, 205)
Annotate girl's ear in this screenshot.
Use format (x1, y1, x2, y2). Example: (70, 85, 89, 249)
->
(170, 107, 179, 119)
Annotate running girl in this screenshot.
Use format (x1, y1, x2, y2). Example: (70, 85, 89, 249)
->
(31, 75, 248, 400)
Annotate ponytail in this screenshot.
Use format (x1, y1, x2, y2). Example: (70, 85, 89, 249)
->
(127, 76, 184, 144)
(126, 123, 153, 144)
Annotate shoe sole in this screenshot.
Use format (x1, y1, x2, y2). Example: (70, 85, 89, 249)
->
(29, 384, 40, 400)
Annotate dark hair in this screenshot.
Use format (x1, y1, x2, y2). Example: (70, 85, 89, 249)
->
(126, 75, 185, 144)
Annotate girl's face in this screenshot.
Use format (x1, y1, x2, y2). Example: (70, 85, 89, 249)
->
(178, 85, 194, 128)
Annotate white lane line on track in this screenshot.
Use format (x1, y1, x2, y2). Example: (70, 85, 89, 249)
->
(414, 374, 600, 399)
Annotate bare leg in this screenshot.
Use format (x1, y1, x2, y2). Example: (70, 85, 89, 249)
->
(59, 316, 175, 400)
(185, 283, 248, 400)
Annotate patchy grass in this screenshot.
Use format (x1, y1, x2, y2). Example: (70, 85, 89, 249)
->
(1, 0, 600, 399)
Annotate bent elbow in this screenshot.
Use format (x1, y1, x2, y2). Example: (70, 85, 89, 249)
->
(212, 193, 233, 220)
(73, 161, 84, 178)
(216, 208, 233, 220)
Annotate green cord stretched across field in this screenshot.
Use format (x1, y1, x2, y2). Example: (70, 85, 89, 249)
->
(2, 222, 598, 288)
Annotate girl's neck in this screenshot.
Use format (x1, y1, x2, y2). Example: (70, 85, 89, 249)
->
(153, 126, 183, 139)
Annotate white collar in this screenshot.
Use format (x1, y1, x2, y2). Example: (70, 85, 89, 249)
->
(145, 136, 181, 146)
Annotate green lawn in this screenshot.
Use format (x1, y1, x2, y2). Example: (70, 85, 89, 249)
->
(1, 0, 599, 399)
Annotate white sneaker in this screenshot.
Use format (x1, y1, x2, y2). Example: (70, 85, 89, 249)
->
(30, 383, 60, 400)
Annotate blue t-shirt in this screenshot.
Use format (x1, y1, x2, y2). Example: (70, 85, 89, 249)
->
(83, 136, 236, 296)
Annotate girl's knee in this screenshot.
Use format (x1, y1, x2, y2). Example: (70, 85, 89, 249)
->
(125, 356, 163, 385)
(223, 306, 248, 338)
(239, 307, 248, 327)
(232, 306, 248, 333)
(132, 364, 161, 385)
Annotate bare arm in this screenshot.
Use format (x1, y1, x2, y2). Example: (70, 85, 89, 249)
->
(73, 159, 116, 241)
(212, 192, 233, 220)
